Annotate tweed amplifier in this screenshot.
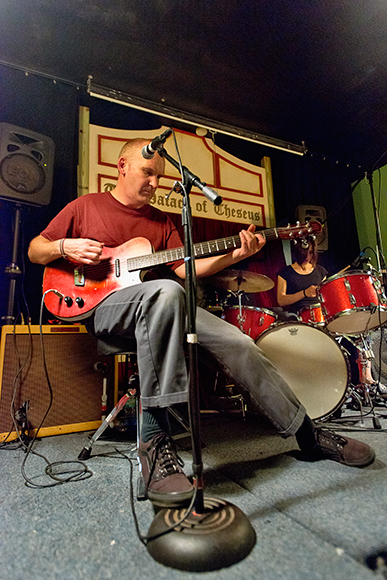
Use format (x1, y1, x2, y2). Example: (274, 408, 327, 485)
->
(0, 325, 106, 442)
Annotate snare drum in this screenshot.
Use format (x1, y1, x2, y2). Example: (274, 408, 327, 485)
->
(256, 322, 349, 420)
(222, 306, 277, 341)
(318, 271, 387, 335)
(298, 304, 325, 326)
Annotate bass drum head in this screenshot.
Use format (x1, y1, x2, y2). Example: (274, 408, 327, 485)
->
(256, 322, 349, 421)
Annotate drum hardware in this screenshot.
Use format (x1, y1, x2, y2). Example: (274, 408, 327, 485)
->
(222, 296, 277, 340)
(338, 333, 379, 387)
(217, 384, 247, 419)
(227, 290, 247, 334)
(204, 372, 248, 418)
(235, 291, 246, 330)
(334, 333, 385, 428)
(341, 388, 368, 427)
(209, 268, 276, 339)
(205, 305, 224, 318)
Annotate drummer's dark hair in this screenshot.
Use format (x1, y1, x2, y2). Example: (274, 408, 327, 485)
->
(292, 236, 318, 266)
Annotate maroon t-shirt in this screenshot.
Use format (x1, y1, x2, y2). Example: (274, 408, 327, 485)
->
(41, 192, 184, 270)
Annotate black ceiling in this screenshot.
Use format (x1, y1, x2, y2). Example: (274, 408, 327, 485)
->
(1, 0, 387, 170)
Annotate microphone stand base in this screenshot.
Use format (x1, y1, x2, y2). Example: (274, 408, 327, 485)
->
(146, 497, 256, 572)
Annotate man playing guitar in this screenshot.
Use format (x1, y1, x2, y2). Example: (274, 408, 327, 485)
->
(29, 138, 375, 509)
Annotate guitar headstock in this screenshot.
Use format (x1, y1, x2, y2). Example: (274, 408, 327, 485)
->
(278, 221, 323, 240)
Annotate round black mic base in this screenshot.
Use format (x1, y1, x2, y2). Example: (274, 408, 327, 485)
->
(146, 497, 256, 572)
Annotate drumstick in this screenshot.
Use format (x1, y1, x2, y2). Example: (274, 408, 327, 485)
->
(336, 265, 351, 275)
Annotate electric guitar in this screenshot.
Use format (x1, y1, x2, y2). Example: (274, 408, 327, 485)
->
(42, 221, 322, 321)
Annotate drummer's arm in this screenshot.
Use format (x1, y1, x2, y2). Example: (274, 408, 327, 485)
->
(277, 275, 306, 307)
(174, 226, 266, 279)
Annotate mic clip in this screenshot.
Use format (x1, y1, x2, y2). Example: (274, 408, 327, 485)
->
(165, 181, 184, 200)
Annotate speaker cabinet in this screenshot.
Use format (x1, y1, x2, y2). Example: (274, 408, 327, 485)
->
(0, 325, 106, 442)
(0, 123, 55, 206)
(297, 204, 328, 251)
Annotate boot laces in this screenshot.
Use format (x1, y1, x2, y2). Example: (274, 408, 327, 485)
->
(150, 434, 184, 479)
(317, 429, 348, 450)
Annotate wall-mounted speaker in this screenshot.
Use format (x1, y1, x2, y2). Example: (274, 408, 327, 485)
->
(0, 325, 107, 442)
(297, 204, 328, 251)
(0, 123, 55, 206)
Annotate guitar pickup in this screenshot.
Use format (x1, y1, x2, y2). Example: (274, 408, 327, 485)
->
(115, 259, 120, 277)
(74, 267, 85, 286)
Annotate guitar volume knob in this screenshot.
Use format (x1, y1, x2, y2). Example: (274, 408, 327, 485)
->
(75, 297, 84, 308)
(64, 296, 73, 307)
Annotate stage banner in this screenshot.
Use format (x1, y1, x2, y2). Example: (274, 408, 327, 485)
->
(88, 125, 274, 228)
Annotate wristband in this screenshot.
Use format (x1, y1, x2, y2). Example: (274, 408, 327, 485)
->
(59, 238, 67, 258)
(303, 288, 307, 298)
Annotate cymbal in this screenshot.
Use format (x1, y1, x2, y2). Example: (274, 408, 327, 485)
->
(209, 269, 274, 293)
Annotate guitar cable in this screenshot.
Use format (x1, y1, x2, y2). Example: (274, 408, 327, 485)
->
(19, 290, 93, 488)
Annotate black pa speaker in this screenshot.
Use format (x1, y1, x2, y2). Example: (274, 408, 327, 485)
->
(297, 204, 328, 251)
(0, 123, 55, 206)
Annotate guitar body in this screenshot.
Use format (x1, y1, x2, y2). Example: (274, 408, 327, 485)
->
(43, 238, 153, 321)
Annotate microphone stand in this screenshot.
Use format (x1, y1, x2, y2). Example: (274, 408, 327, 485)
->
(145, 146, 256, 572)
(1, 203, 22, 325)
(367, 170, 387, 294)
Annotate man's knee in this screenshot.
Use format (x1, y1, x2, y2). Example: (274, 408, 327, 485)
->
(155, 279, 186, 309)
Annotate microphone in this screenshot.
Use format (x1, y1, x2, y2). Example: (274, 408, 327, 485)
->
(141, 129, 173, 159)
(351, 251, 366, 269)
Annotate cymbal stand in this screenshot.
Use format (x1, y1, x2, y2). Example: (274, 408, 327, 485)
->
(225, 289, 249, 334)
(235, 290, 246, 333)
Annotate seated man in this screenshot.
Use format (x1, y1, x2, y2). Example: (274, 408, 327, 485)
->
(28, 138, 375, 509)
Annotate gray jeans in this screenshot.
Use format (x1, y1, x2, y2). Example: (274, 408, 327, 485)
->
(86, 279, 305, 437)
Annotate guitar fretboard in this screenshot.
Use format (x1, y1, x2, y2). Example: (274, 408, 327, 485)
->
(126, 229, 280, 272)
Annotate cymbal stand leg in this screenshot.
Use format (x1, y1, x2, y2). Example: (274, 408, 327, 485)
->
(349, 388, 365, 426)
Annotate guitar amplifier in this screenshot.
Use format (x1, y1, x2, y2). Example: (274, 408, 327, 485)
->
(0, 325, 106, 442)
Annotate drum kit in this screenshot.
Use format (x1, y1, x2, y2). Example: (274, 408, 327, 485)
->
(208, 268, 387, 423)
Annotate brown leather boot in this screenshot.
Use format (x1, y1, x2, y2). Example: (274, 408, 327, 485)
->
(312, 429, 375, 467)
(138, 433, 194, 507)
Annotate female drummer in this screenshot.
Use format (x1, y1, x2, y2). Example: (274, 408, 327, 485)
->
(277, 236, 327, 315)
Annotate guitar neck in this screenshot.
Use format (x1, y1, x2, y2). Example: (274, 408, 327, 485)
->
(126, 228, 281, 272)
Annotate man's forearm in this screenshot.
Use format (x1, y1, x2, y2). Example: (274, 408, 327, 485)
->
(28, 235, 61, 265)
